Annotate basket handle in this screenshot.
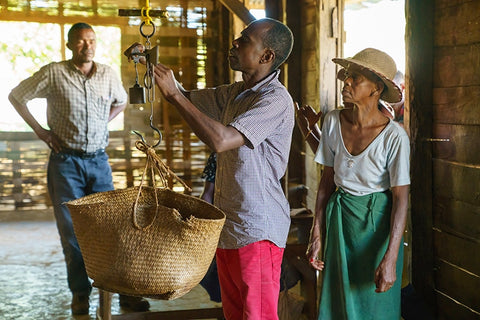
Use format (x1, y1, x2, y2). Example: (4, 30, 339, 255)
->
(132, 140, 192, 230)
(132, 191, 158, 230)
(135, 140, 191, 191)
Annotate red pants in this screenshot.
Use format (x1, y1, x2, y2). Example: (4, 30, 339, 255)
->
(216, 240, 284, 320)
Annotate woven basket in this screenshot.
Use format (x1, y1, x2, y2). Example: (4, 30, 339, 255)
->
(66, 186, 225, 300)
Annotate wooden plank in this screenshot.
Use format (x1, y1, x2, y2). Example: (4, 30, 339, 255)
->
(434, 259, 480, 313)
(304, 71, 319, 95)
(303, 23, 318, 51)
(434, 195, 480, 241)
(286, 0, 304, 187)
(98, 290, 113, 320)
(433, 86, 480, 125)
(406, 0, 436, 305)
(433, 159, 480, 206)
(158, 47, 197, 59)
(157, 37, 196, 47)
(0, 11, 129, 26)
(302, 3, 318, 26)
(118, 9, 168, 18)
(432, 124, 480, 165)
(433, 44, 480, 87)
(300, 1, 321, 211)
(303, 49, 318, 71)
(0, 134, 208, 210)
(434, 1, 480, 46)
(98, 290, 223, 320)
(318, 0, 339, 113)
(436, 290, 480, 320)
(123, 26, 198, 39)
(433, 230, 480, 276)
(110, 307, 224, 319)
(217, 0, 256, 25)
(265, 0, 282, 20)
(435, 0, 474, 10)
(0, 131, 37, 141)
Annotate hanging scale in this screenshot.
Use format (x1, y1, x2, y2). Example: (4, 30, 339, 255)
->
(126, 1, 163, 148)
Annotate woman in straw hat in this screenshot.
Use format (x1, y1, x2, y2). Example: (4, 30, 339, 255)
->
(306, 48, 410, 319)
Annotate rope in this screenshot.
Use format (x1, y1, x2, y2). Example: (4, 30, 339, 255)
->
(132, 140, 191, 230)
(135, 140, 192, 192)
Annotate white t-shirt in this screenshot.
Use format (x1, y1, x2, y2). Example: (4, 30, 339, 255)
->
(315, 109, 410, 196)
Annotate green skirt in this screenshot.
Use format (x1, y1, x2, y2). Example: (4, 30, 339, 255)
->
(318, 188, 403, 320)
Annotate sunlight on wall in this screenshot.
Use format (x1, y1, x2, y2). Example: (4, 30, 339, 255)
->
(250, 9, 266, 19)
(344, 0, 405, 73)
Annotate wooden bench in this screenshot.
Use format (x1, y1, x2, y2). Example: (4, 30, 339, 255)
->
(96, 290, 224, 320)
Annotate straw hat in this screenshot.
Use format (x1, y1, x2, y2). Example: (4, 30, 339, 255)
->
(333, 48, 402, 103)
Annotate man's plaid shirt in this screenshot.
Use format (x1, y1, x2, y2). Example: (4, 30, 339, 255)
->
(10, 60, 127, 152)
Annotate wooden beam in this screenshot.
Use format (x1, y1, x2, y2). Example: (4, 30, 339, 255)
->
(0, 11, 128, 26)
(0, 131, 127, 141)
(110, 307, 224, 319)
(265, 0, 283, 21)
(217, 0, 256, 25)
(118, 9, 169, 18)
(283, 0, 304, 193)
(406, 0, 436, 310)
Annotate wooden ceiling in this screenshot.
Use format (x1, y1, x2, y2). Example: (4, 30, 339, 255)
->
(0, 0, 215, 25)
(0, 0, 265, 25)
(1, 0, 386, 25)
(0, 0, 264, 12)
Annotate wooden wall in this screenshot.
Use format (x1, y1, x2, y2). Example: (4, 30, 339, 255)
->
(432, 0, 480, 318)
(284, 0, 342, 211)
(409, 0, 480, 318)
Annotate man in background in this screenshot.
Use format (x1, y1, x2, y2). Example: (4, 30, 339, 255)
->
(9, 22, 149, 315)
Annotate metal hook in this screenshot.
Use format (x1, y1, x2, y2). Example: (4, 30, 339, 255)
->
(149, 115, 162, 148)
(132, 117, 162, 148)
(132, 130, 146, 143)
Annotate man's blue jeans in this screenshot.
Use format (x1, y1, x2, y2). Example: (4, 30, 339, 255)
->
(47, 150, 113, 296)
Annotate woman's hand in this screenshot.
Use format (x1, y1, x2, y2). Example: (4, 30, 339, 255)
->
(374, 256, 397, 293)
(306, 235, 325, 271)
(295, 103, 322, 135)
(374, 185, 408, 293)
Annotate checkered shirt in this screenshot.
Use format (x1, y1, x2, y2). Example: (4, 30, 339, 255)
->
(190, 70, 295, 249)
(10, 60, 127, 152)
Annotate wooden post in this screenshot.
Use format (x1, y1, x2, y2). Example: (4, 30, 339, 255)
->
(405, 0, 436, 309)
(97, 290, 112, 320)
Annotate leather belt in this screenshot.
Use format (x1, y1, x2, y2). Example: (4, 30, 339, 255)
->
(60, 148, 105, 159)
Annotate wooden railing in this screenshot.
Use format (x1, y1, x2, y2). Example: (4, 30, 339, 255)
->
(0, 129, 208, 212)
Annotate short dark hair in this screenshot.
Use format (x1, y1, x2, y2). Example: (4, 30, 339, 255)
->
(256, 18, 294, 70)
(68, 22, 93, 43)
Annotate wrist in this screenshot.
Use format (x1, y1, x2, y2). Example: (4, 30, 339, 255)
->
(304, 128, 313, 139)
(166, 90, 183, 104)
